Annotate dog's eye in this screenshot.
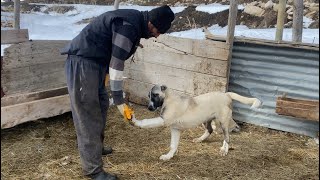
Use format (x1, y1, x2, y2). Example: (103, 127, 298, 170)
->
(153, 93, 159, 97)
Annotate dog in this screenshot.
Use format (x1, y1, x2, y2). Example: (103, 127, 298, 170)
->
(132, 85, 262, 161)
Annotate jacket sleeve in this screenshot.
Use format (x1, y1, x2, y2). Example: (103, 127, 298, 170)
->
(109, 20, 138, 105)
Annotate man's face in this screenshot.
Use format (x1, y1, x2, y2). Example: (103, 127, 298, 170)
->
(148, 22, 160, 38)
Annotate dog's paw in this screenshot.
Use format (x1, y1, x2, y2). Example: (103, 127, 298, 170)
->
(219, 147, 228, 156)
(192, 138, 202, 143)
(159, 154, 173, 161)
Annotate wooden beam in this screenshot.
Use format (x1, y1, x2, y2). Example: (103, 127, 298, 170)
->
(1, 86, 68, 107)
(276, 97, 319, 121)
(114, 0, 120, 10)
(292, 0, 303, 43)
(204, 31, 319, 51)
(1, 29, 29, 44)
(14, 0, 20, 29)
(275, 0, 287, 41)
(226, 0, 238, 45)
(226, 0, 238, 91)
(1, 94, 71, 129)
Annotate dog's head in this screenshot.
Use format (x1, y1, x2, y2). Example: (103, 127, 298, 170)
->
(147, 85, 167, 111)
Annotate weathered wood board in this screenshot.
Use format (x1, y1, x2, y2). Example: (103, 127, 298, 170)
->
(1, 29, 29, 44)
(276, 97, 319, 121)
(1, 94, 70, 129)
(1, 86, 68, 107)
(1, 40, 69, 95)
(124, 35, 230, 105)
(1, 40, 70, 129)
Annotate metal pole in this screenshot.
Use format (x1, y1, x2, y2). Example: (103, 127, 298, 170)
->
(292, 0, 303, 43)
(275, 0, 286, 41)
(14, 0, 20, 29)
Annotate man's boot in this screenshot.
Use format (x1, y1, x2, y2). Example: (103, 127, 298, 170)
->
(91, 171, 117, 180)
(102, 146, 113, 156)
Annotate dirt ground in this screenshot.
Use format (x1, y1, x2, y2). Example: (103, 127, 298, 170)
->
(1, 0, 319, 179)
(1, 104, 319, 180)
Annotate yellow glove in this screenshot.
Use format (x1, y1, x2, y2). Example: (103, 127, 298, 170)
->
(117, 104, 134, 124)
(105, 74, 109, 87)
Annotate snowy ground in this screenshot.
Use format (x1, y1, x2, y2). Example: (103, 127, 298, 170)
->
(1, 3, 319, 55)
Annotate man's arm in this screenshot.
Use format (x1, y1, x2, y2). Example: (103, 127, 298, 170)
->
(109, 20, 138, 106)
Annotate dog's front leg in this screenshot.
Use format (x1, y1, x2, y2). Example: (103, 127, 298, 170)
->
(132, 116, 164, 128)
(160, 128, 180, 161)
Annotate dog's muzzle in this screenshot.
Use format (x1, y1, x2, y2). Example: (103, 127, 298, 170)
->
(148, 102, 157, 111)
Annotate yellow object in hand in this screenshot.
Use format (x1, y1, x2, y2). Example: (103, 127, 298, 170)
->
(123, 104, 134, 121)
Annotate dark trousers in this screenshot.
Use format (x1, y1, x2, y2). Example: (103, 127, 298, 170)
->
(65, 55, 109, 176)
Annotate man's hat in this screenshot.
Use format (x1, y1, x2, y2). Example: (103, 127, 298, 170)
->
(148, 5, 175, 33)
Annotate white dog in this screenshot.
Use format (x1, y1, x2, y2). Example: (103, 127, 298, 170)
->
(132, 85, 262, 160)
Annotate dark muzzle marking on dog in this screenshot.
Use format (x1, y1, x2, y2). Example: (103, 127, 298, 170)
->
(147, 85, 166, 111)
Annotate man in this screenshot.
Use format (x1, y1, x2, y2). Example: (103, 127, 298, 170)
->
(61, 5, 175, 180)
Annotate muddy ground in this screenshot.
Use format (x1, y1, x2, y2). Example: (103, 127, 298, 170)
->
(1, 104, 319, 180)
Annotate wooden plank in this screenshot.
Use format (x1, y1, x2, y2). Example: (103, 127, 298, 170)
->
(114, 0, 120, 9)
(124, 61, 227, 95)
(275, 0, 287, 41)
(226, 0, 238, 91)
(1, 40, 68, 95)
(2, 75, 66, 96)
(3, 40, 68, 68)
(276, 107, 319, 121)
(132, 47, 228, 77)
(226, 0, 238, 45)
(1, 86, 68, 107)
(1, 29, 29, 44)
(1, 94, 71, 129)
(1, 56, 4, 98)
(276, 97, 319, 121)
(1, 61, 65, 82)
(277, 98, 319, 107)
(14, 0, 20, 29)
(292, 0, 304, 43)
(141, 35, 230, 61)
(205, 33, 319, 51)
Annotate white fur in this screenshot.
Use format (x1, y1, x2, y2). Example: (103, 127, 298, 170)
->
(132, 117, 164, 128)
(193, 130, 210, 143)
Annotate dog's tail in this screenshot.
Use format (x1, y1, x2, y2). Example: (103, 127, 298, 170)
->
(226, 92, 262, 109)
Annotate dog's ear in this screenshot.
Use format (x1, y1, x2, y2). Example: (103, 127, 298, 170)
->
(160, 85, 167, 92)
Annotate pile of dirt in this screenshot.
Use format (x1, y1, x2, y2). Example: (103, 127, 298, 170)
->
(1, 104, 319, 179)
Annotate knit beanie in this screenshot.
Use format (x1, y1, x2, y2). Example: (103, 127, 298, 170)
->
(148, 5, 175, 33)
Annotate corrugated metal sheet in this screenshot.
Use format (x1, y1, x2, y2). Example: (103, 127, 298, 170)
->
(229, 42, 319, 137)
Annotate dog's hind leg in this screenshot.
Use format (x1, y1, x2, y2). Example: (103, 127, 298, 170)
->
(160, 128, 181, 161)
(219, 110, 232, 156)
(193, 120, 213, 143)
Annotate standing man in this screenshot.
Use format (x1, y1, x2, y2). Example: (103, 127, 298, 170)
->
(61, 5, 175, 180)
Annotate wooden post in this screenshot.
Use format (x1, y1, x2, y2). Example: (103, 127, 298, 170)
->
(14, 0, 20, 30)
(226, 0, 237, 45)
(114, 0, 120, 10)
(275, 0, 286, 41)
(292, 0, 303, 43)
(225, 0, 238, 91)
